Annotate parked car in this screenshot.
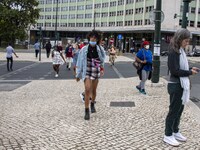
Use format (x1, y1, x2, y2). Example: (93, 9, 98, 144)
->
(193, 49, 200, 56)
(187, 48, 200, 57)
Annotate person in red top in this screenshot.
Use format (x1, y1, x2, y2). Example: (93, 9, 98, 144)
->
(65, 44, 74, 70)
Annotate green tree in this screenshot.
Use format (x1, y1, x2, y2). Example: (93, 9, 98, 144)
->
(0, 0, 40, 45)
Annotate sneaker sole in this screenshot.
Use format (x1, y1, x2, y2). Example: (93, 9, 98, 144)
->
(163, 139, 179, 147)
(80, 93, 85, 103)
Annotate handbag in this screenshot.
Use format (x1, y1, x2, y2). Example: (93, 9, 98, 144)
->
(133, 49, 146, 70)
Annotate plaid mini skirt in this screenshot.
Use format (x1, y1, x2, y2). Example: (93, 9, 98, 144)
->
(85, 58, 101, 80)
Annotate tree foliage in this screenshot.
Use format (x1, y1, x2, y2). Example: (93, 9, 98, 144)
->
(0, 0, 40, 44)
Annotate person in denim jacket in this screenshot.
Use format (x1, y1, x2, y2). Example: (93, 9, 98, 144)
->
(76, 30, 106, 120)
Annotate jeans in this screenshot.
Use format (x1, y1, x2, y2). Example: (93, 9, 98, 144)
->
(165, 83, 184, 136)
(7, 57, 13, 71)
(35, 49, 39, 58)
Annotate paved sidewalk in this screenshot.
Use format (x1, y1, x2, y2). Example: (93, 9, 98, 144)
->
(0, 52, 200, 149)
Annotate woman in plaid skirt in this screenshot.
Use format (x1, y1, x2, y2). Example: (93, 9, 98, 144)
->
(76, 30, 106, 120)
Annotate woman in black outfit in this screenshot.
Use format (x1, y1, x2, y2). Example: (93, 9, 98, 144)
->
(163, 28, 199, 146)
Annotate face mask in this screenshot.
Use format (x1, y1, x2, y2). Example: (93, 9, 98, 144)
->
(89, 41, 97, 46)
(145, 45, 150, 49)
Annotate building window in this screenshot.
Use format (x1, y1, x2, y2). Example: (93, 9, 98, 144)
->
(118, 0, 124, 5)
(110, 11, 116, 17)
(95, 13, 101, 18)
(125, 20, 132, 26)
(145, 19, 150, 25)
(39, 1, 44, 4)
(86, 4, 93, 9)
(85, 13, 92, 18)
(117, 21, 123, 26)
(77, 14, 84, 19)
(61, 0, 68, 3)
(61, 15, 67, 19)
(69, 14, 76, 19)
(45, 15, 51, 19)
(191, 7, 196, 13)
(61, 7, 68, 11)
(53, 7, 60, 11)
(135, 8, 143, 14)
(190, 21, 194, 27)
(68, 23, 75, 27)
(46, 0, 52, 4)
(85, 23, 92, 27)
(134, 20, 143, 25)
(126, 9, 133, 15)
(76, 23, 83, 27)
(136, 0, 144, 2)
(95, 22, 100, 27)
(126, 0, 134, 4)
(69, 0, 76, 2)
(52, 15, 60, 19)
(102, 12, 108, 17)
(198, 22, 200, 27)
(77, 5, 84, 10)
(45, 8, 52, 12)
(69, 6, 76, 11)
(102, 2, 109, 8)
(109, 22, 115, 26)
(60, 23, 67, 27)
(95, 3, 101, 9)
(110, 1, 116, 7)
(77, 0, 84, 2)
(117, 10, 124, 16)
(101, 22, 107, 27)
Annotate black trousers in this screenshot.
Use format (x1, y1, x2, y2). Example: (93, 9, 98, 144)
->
(165, 83, 184, 136)
(7, 57, 13, 71)
(46, 49, 51, 58)
(35, 49, 39, 58)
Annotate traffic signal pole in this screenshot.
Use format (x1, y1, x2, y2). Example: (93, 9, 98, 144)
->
(151, 0, 162, 83)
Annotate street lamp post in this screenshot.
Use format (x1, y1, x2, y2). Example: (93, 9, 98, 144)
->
(151, 0, 162, 83)
(54, 0, 58, 46)
(182, 0, 193, 28)
(38, 26, 42, 61)
(93, 10, 96, 30)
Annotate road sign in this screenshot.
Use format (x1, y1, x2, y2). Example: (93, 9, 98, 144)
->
(149, 9, 165, 24)
(117, 34, 122, 40)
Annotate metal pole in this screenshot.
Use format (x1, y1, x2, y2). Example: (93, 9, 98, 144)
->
(54, 0, 58, 46)
(182, 0, 192, 28)
(151, 0, 162, 83)
(39, 26, 42, 61)
(93, 10, 96, 30)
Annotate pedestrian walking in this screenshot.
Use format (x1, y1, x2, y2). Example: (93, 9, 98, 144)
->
(163, 28, 199, 147)
(6, 43, 18, 71)
(34, 40, 40, 58)
(57, 42, 63, 52)
(76, 30, 106, 120)
(135, 41, 152, 95)
(45, 41, 52, 58)
(52, 45, 66, 78)
(72, 43, 80, 76)
(65, 44, 74, 70)
(108, 45, 117, 66)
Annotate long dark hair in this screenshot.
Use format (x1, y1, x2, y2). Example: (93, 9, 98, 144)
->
(169, 28, 191, 53)
(87, 30, 102, 45)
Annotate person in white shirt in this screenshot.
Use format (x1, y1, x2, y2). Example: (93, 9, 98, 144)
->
(6, 43, 18, 71)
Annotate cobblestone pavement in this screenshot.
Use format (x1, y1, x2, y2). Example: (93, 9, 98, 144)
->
(0, 77, 200, 150)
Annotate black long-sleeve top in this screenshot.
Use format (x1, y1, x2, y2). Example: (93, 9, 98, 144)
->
(168, 50, 192, 83)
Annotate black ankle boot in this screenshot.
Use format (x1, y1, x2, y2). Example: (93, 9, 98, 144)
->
(91, 102, 96, 113)
(84, 108, 90, 120)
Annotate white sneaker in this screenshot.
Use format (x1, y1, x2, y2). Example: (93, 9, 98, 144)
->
(173, 132, 187, 142)
(55, 74, 58, 78)
(80, 93, 85, 103)
(163, 135, 180, 147)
